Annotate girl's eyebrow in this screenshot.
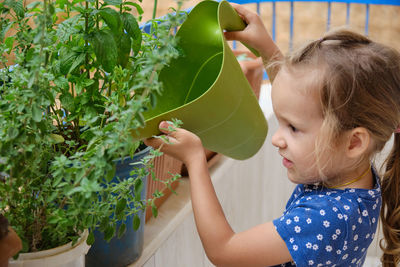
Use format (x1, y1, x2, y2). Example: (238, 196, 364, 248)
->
(275, 111, 301, 126)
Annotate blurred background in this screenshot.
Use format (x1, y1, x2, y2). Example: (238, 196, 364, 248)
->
(142, 0, 400, 55)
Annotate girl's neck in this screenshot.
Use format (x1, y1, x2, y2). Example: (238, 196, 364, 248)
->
(325, 163, 374, 190)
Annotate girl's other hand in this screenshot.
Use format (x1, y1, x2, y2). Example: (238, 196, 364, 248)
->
(144, 121, 206, 168)
(225, 2, 283, 82)
(224, 3, 272, 56)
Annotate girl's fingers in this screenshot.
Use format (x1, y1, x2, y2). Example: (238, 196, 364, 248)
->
(159, 121, 171, 133)
(143, 136, 162, 149)
(224, 30, 245, 41)
(144, 121, 179, 149)
(230, 3, 255, 23)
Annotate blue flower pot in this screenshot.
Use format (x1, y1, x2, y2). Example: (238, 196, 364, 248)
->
(85, 146, 150, 267)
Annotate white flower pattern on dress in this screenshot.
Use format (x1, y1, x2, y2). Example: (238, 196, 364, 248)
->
(272, 167, 381, 267)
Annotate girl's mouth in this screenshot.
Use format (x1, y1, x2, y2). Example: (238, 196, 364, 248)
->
(282, 157, 294, 168)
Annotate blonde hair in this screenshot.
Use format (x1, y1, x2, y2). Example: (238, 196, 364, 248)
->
(280, 29, 400, 266)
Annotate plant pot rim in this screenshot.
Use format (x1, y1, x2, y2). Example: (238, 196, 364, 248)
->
(9, 230, 90, 262)
(113, 145, 152, 164)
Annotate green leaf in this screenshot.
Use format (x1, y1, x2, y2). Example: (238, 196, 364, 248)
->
(149, 92, 157, 108)
(104, 225, 115, 242)
(121, 12, 141, 55)
(48, 3, 55, 15)
(104, 0, 122, 5)
(105, 164, 116, 183)
(132, 214, 140, 231)
(32, 105, 42, 122)
(117, 33, 131, 67)
(68, 53, 86, 74)
(117, 223, 126, 238)
(54, 76, 69, 90)
(151, 202, 158, 218)
(4, 37, 13, 52)
(135, 112, 145, 127)
(5, 0, 24, 18)
(50, 134, 65, 144)
(48, 215, 60, 224)
(60, 51, 79, 75)
(57, 16, 80, 43)
(7, 127, 18, 139)
(123, 2, 143, 15)
(90, 30, 118, 73)
(87, 231, 95, 245)
(0, 22, 13, 42)
(99, 8, 121, 32)
(99, 217, 109, 232)
(134, 179, 143, 201)
(115, 198, 126, 217)
(59, 92, 74, 111)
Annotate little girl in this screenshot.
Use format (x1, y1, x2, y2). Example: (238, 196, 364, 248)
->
(145, 3, 400, 267)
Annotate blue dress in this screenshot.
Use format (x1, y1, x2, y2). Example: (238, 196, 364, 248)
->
(272, 167, 381, 267)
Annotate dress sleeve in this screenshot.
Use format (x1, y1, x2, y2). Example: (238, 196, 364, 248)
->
(273, 195, 349, 267)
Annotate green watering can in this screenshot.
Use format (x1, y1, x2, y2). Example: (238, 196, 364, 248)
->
(133, 0, 268, 160)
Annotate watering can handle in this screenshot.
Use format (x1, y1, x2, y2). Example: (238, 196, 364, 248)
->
(219, 1, 261, 57)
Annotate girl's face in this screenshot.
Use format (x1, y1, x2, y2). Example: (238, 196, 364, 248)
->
(271, 67, 339, 184)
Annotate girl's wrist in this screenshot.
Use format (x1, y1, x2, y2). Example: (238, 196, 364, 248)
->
(184, 149, 208, 172)
(259, 42, 282, 63)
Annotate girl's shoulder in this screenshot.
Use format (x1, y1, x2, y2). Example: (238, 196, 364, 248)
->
(273, 171, 382, 267)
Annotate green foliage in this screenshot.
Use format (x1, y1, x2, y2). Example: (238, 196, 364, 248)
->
(0, 0, 186, 253)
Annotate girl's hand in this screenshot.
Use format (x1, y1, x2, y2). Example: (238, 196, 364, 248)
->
(225, 2, 283, 81)
(144, 121, 206, 167)
(224, 3, 273, 56)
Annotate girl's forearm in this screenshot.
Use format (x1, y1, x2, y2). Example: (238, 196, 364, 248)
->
(186, 156, 234, 262)
(258, 36, 283, 83)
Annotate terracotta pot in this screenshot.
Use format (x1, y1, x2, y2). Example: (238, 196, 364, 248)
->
(145, 154, 183, 222)
(0, 227, 22, 267)
(233, 50, 264, 100)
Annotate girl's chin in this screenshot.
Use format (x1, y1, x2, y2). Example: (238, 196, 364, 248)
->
(286, 170, 301, 184)
(287, 170, 318, 185)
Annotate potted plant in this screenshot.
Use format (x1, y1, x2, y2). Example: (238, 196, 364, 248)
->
(0, 0, 185, 266)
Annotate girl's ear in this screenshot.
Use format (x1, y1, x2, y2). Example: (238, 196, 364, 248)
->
(345, 127, 371, 159)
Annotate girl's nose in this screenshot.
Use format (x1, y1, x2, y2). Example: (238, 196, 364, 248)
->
(271, 128, 286, 149)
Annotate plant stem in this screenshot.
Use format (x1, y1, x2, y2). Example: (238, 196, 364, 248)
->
(85, 1, 90, 78)
(108, 80, 112, 97)
(96, 0, 99, 29)
(152, 0, 158, 20)
(139, 63, 159, 102)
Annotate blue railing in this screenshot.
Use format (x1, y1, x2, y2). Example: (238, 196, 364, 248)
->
(232, 0, 400, 50)
(229, 0, 400, 79)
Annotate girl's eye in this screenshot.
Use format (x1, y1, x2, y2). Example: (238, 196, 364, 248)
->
(289, 124, 297, 132)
